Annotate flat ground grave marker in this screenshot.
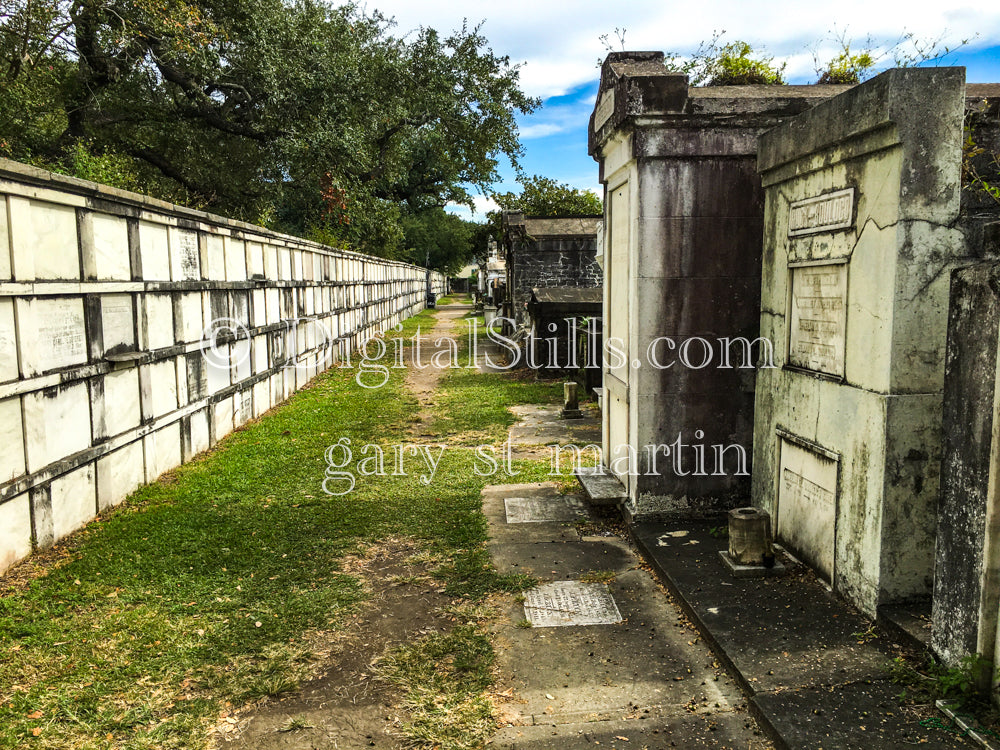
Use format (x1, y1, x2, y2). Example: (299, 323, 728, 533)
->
(504, 496, 586, 524)
(523, 581, 622, 626)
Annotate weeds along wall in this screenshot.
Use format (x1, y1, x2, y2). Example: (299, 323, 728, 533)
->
(0, 158, 446, 574)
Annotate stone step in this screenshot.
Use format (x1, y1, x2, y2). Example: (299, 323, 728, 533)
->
(574, 466, 626, 506)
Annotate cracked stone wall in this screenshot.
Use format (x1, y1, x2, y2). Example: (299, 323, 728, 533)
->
(0, 159, 445, 576)
(752, 68, 998, 617)
(932, 96, 1000, 668)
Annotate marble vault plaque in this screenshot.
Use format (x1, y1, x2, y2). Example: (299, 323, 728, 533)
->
(101, 295, 135, 354)
(777, 438, 837, 580)
(504, 496, 586, 524)
(789, 264, 847, 376)
(523, 581, 623, 627)
(175, 230, 200, 280)
(20, 298, 88, 374)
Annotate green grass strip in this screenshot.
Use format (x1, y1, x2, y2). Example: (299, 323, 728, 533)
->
(0, 307, 558, 749)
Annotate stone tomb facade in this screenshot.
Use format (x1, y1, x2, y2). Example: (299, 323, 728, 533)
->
(588, 52, 844, 520)
(752, 69, 997, 616)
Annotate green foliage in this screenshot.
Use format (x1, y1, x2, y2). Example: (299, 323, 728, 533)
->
(703, 40, 786, 85)
(492, 174, 602, 217)
(656, 28, 973, 88)
(890, 652, 996, 709)
(0, 306, 564, 747)
(63, 141, 142, 191)
(963, 99, 1000, 207)
(482, 173, 603, 250)
(812, 28, 973, 84)
(665, 33, 785, 86)
(0, 1, 538, 255)
(817, 47, 876, 84)
(376, 624, 498, 748)
(400, 209, 478, 274)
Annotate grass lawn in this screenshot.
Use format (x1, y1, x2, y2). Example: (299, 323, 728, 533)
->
(0, 307, 564, 749)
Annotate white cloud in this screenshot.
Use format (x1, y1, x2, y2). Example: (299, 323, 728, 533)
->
(517, 88, 597, 140)
(445, 194, 500, 223)
(518, 122, 566, 139)
(349, 0, 1000, 96)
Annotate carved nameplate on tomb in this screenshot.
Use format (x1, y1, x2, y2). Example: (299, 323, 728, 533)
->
(788, 189, 854, 237)
(239, 390, 253, 423)
(777, 437, 838, 580)
(789, 264, 847, 377)
(504, 496, 586, 524)
(523, 581, 622, 627)
(594, 90, 615, 130)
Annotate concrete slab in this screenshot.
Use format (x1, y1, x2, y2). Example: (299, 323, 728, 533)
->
(508, 404, 601, 448)
(718, 550, 786, 579)
(504, 496, 587, 524)
(496, 569, 745, 724)
(631, 520, 967, 749)
(483, 484, 587, 545)
(523, 581, 622, 626)
(879, 602, 932, 650)
(752, 681, 970, 749)
(575, 467, 627, 506)
(492, 711, 766, 749)
(633, 521, 890, 694)
(490, 538, 633, 581)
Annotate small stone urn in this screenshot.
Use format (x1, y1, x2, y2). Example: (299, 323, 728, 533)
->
(728, 507, 775, 567)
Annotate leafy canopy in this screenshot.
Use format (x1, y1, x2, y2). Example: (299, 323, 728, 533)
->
(0, 0, 539, 258)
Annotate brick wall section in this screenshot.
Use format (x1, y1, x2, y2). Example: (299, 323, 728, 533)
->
(0, 158, 445, 575)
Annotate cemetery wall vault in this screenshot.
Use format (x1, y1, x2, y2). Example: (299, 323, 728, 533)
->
(588, 51, 845, 519)
(753, 68, 1000, 617)
(0, 158, 445, 575)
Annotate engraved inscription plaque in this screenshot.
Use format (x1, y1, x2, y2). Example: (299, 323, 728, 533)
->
(777, 438, 837, 580)
(176, 230, 200, 280)
(34, 298, 87, 371)
(789, 264, 847, 376)
(504, 497, 586, 524)
(788, 188, 854, 237)
(594, 90, 615, 130)
(523, 581, 622, 627)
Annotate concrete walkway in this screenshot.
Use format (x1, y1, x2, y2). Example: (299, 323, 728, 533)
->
(484, 482, 771, 749)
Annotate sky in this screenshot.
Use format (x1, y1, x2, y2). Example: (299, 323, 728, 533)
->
(349, 1, 1000, 222)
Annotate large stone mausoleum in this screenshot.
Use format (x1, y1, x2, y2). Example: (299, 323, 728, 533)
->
(586, 52, 1000, 668)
